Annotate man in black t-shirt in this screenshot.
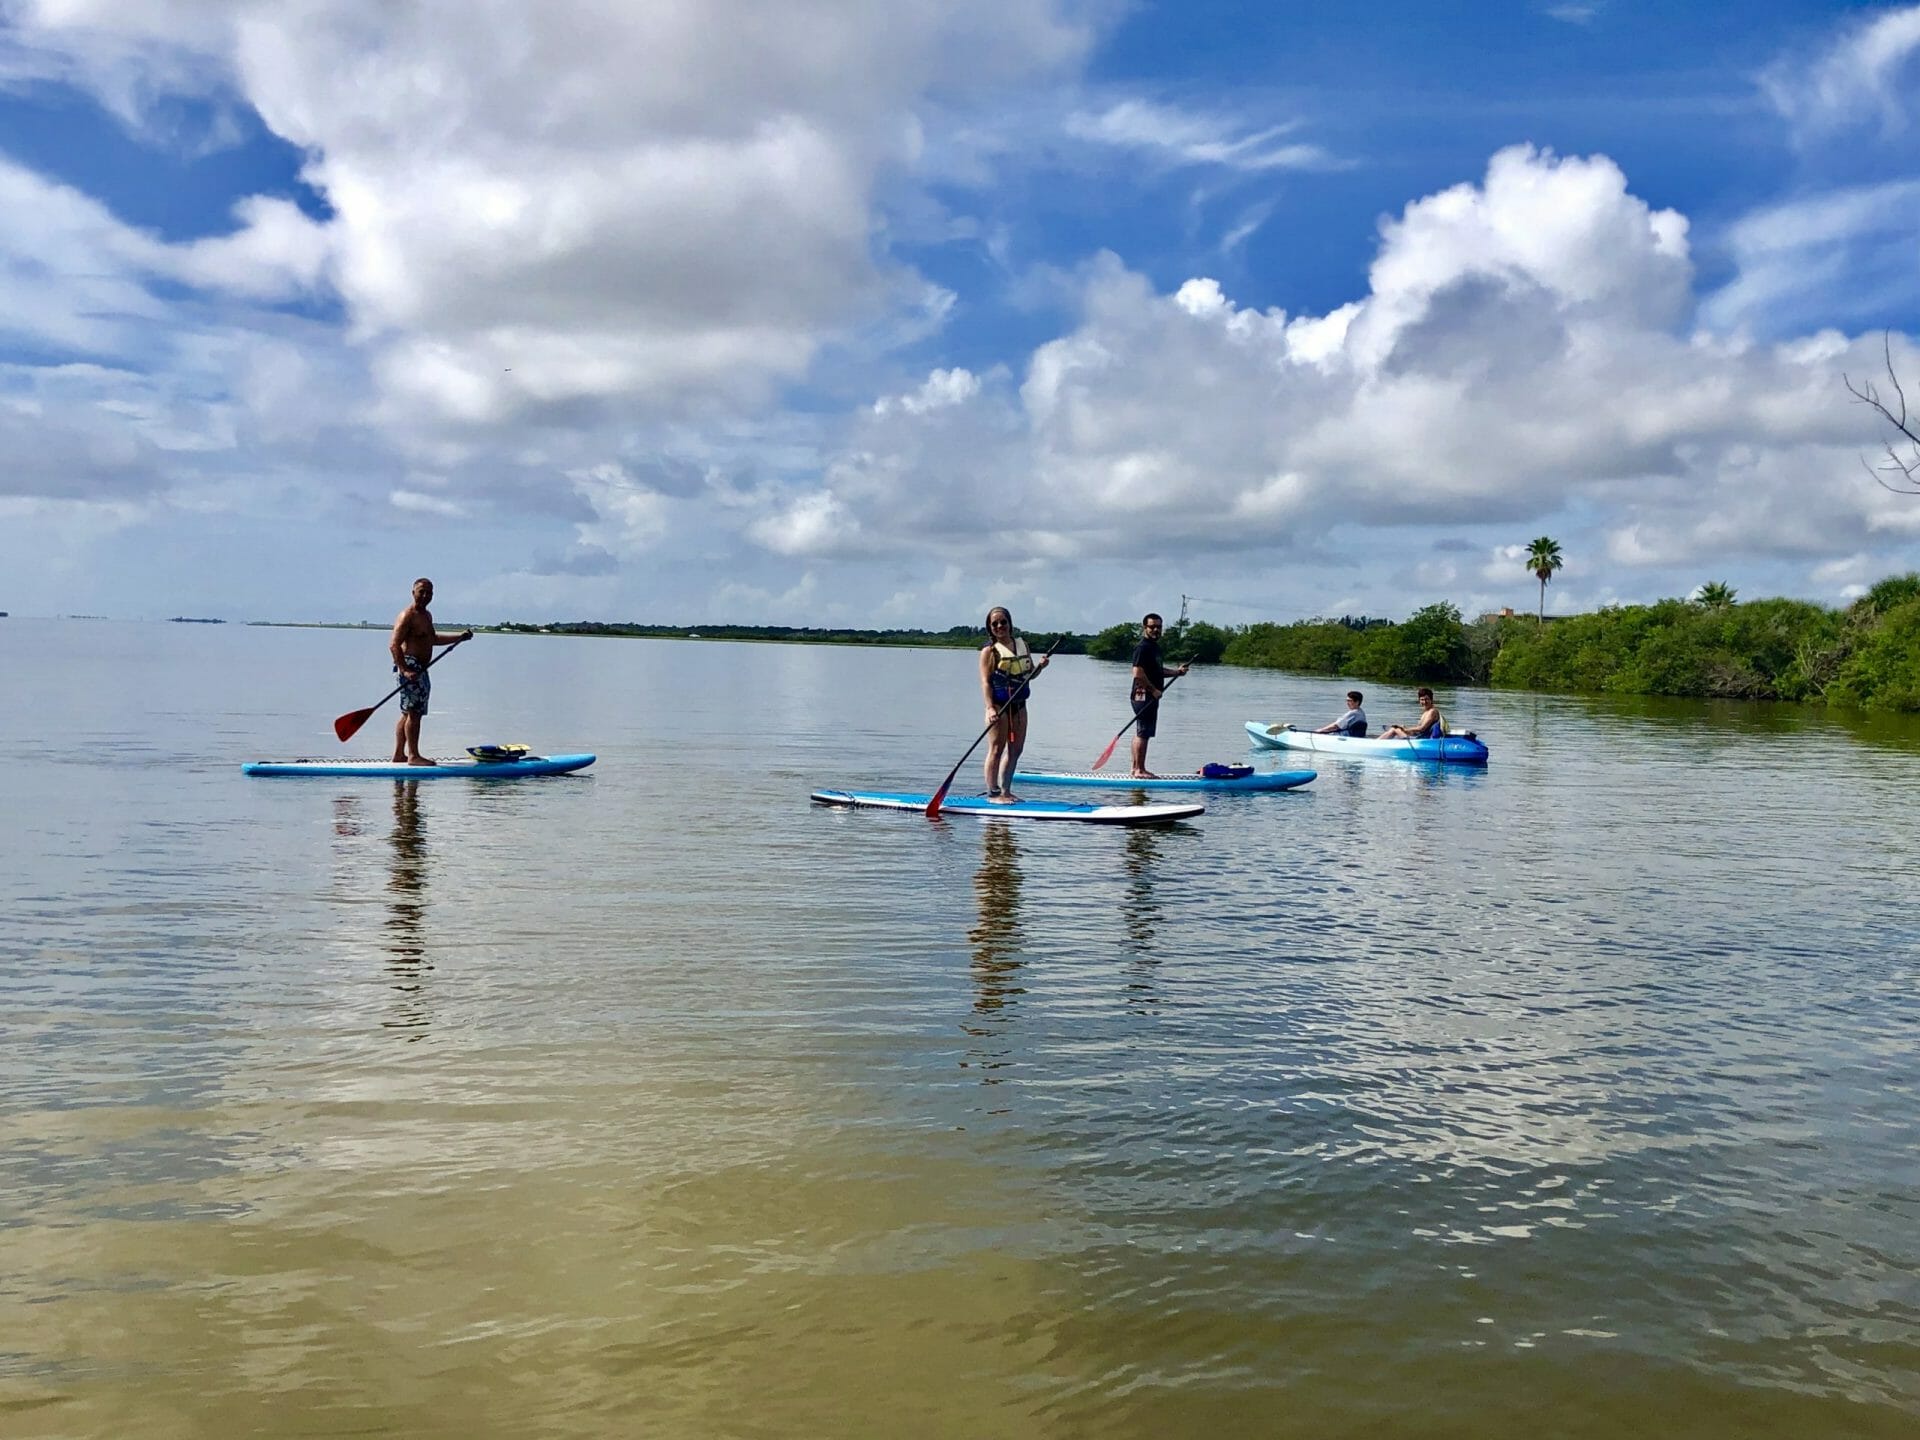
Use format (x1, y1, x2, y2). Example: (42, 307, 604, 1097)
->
(1129, 612, 1189, 778)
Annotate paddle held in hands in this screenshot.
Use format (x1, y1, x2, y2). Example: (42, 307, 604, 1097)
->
(333, 635, 468, 743)
(926, 636, 1063, 819)
(1091, 669, 1183, 771)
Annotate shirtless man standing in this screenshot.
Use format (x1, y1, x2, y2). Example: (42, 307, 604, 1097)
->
(389, 578, 471, 765)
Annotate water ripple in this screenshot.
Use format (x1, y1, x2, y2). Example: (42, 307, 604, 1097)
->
(1, 626, 1917, 1433)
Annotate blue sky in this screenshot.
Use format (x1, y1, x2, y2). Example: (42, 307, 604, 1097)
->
(3, 0, 1920, 627)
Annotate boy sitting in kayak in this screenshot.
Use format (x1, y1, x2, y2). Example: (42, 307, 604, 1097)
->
(1312, 691, 1367, 737)
(1378, 688, 1445, 740)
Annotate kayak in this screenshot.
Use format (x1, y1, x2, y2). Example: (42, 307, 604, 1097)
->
(810, 789, 1203, 825)
(244, 753, 596, 778)
(1245, 721, 1489, 766)
(1013, 768, 1316, 792)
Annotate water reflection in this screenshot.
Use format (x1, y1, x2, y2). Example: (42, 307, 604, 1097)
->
(961, 822, 1024, 1098)
(384, 780, 431, 1037)
(12, 628, 1920, 1430)
(967, 821, 1024, 1017)
(1121, 825, 1165, 1010)
(331, 794, 363, 838)
(1519, 685, 1920, 758)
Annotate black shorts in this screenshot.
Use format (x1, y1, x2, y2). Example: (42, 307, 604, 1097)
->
(1131, 697, 1159, 739)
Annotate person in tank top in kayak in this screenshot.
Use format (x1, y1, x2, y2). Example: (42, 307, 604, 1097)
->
(1378, 687, 1445, 740)
(1128, 613, 1189, 778)
(980, 606, 1049, 803)
(1313, 691, 1367, 736)
(389, 578, 472, 765)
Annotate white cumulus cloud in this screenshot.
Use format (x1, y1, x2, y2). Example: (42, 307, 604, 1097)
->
(7, 0, 1094, 429)
(795, 144, 1918, 618)
(2, 5, 1918, 626)
(873, 367, 980, 415)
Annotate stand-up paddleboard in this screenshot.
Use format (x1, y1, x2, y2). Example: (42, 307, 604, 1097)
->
(1014, 767, 1316, 793)
(244, 753, 596, 778)
(1246, 720, 1489, 766)
(811, 789, 1202, 825)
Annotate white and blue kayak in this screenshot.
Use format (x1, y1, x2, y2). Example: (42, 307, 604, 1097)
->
(1013, 768, 1316, 793)
(811, 789, 1203, 825)
(244, 753, 596, 779)
(1245, 721, 1489, 766)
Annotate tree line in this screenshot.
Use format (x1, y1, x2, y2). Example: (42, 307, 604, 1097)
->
(489, 569, 1920, 712)
(1086, 574, 1920, 712)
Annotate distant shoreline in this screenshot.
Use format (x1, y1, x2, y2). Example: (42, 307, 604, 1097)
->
(248, 621, 1090, 652)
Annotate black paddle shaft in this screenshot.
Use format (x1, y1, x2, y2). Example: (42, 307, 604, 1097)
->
(1092, 667, 1184, 769)
(334, 633, 470, 741)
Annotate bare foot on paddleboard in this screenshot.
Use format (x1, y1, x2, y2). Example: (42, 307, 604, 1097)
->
(989, 792, 1019, 804)
(407, 756, 438, 766)
(1130, 771, 1158, 780)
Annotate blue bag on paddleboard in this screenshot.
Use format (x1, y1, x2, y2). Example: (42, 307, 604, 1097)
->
(1200, 762, 1254, 779)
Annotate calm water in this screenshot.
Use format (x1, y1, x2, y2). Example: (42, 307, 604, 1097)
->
(2, 618, 1917, 1438)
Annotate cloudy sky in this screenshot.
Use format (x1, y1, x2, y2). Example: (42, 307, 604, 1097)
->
(4, 0, 1920, 627)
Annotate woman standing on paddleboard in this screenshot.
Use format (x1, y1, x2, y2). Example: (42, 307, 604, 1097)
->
(980, 607, 1048, 804)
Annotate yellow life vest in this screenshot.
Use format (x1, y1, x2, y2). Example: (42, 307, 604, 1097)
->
(989, 639, 1033, 703)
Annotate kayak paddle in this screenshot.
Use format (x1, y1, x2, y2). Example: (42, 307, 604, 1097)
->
(1090, 669, 1183, 770)
(926, 635, 1063, 819)
(333, 635, 468, 742)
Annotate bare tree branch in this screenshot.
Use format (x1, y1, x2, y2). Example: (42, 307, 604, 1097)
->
(1844, 331, 1920, 493)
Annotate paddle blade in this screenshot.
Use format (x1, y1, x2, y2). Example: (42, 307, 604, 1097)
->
(334, 706, 375, 743)
(925, 774, 954, 819)
(1092, 730, 1122, 771)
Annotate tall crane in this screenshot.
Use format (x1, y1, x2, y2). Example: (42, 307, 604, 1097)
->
(1180, 595, 1284, 618)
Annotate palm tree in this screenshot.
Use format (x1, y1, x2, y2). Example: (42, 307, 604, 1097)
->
(1525, 536, 1563, 627)
(1695, 581, 1737, 609)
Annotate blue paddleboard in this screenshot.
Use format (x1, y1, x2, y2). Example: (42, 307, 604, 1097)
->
(244, 753, 596, 778)
(810, 789, 1203, 825)
(1014, 768, 1315, 792)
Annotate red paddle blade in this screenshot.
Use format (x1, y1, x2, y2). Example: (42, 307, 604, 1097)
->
(925, 778, 952, 819)
(334, 706, 375, 743)
(1092, 732, 1121, 770)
